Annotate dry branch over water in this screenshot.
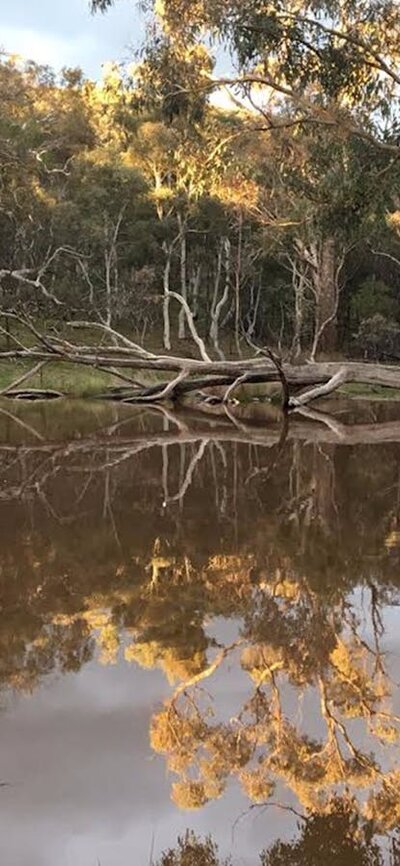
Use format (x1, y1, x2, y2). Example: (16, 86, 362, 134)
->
(3, 316, 400, 412)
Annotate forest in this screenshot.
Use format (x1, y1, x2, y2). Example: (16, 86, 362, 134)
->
(2, 0, 400, 408)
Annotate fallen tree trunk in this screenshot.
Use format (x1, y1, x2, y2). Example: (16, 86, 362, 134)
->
(2, 316, 400, 409)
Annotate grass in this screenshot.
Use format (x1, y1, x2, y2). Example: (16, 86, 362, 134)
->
(0, 359, 167, 397)
(0, 360, 119, 396)
(0, 319, 200, 397)
(338, 382, 400, 400)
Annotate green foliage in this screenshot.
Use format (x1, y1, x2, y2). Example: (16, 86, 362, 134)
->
(3, 7, 400, 352)
(134, 35, 214, 123)
(353, 314, 400, 360)
(350, 279, 400, 327)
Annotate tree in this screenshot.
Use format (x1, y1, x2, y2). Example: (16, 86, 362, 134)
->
(91, 0, 400, 356)
(155, 831, 230, 866)
(261, 799, 382, 866)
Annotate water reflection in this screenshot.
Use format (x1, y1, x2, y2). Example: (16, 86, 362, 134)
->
(1, 399, 400, 862)
(155, 802, 400, 865)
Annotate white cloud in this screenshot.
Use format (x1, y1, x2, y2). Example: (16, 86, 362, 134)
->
(209, 87, 242, 112)
(0, 0, 144, 78)
(1, 26, 100, 72)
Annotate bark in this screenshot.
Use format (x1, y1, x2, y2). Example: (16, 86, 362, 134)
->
(162, 241, 172, 351)
(234, 212, 243, 355)
(295, 237, 342, 360)
(210, 238, 230, 359)
(104, 207, 124, 327)
(310, 237, 340, 358)
(246, 274, 262, 341)
(209, 241, 223, 338)
(290, 258, 307, 361)
(177, 213, 187, 340)
(289, 368, 348, 407)
(190, 264, 201, 319)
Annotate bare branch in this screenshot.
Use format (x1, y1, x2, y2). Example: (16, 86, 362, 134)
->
(166, 291, 211, 362)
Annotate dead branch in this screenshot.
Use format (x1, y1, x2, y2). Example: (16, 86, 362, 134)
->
(166, 291, 211, 362)
(0, 318, 399, 410)
(289, 367, 348, 408)
(126, 368, 189, 403)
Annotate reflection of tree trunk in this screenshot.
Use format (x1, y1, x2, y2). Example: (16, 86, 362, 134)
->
(312, 444, 337, 534)
(287, 442, 337, 546)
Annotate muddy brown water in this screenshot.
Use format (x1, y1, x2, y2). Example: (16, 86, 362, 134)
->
(0, 398, 400, 865)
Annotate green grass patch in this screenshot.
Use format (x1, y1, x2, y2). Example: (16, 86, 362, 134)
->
(339, 382, 400, 400)
(0, 360, 115, 396)
(0, 359, 165, 397)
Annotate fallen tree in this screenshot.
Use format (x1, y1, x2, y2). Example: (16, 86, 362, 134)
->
(2, 312, 400, 410)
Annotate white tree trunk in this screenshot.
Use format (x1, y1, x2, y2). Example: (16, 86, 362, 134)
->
(162, 241, 172, 352)
(210, 238, 231, 359)
(234, 212, 243, 355)
(177, 214, 188, 340)
(190, 264, 201, 319)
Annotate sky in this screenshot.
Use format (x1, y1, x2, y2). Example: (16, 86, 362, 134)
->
(0, 0, 236, 112)
(0, 0, 145, 79)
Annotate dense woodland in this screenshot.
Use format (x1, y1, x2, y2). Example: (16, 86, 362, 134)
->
(2, 0, 400, 367)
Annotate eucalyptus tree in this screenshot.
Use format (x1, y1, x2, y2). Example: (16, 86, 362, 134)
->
(91, 0, 400, 356)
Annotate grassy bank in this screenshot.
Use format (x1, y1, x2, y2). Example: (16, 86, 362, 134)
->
(0, 359, 167, 397)
(338, 382, 400, 400)
(0, 359, 122, 396)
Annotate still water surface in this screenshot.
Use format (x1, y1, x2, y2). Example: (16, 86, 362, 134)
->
(0, 399, 400, 865)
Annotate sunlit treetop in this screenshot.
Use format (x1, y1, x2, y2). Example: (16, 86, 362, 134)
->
(91, 0, 400, 144)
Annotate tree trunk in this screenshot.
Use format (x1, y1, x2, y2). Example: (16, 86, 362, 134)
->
(162, 242, 172, 351)
(234, 212, 243, 356)
(210, 238, 230, 359)
(190, 264, 201, 319)
(178, 214, 187, 340)
(311, 237, 338, 358)
(291, 260, 307, 361)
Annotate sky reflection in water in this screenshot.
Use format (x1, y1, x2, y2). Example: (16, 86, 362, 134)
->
(0, 400, 399, 864)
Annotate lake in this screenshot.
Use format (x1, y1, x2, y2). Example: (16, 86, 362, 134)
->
(0, 398, 400, 865)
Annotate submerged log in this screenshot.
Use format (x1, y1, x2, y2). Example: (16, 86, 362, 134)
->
(2, 388, 63, 400)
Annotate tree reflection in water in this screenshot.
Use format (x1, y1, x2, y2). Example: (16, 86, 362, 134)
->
(1, 404, 400, 856)
(155, 799, 398, 865)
